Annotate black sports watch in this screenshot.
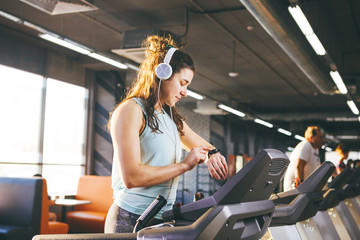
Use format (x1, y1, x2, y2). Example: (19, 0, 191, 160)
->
(208, 148, 220, 158)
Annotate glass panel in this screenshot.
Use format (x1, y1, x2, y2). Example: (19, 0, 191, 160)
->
(0, 64, 43, 164)
(0, 68, 87, 195)
(43, 78, 87, 165)
(0, 163, 40, 178)
(348, 151, 360, 160)
(42, 165, 84, 196)
(326, 151, 360, 166)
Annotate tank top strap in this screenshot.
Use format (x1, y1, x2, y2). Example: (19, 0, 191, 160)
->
(132, 97, 145, 114)
(133, 97, 148, 121)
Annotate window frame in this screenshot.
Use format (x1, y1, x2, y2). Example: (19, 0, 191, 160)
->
(0, 64, 90, 195)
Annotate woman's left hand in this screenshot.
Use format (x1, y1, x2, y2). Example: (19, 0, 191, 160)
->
(205, 153, 228, 180)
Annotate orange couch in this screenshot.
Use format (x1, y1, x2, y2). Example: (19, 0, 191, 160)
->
(40, 179, 69, 234)
(66, 175, 113, 233)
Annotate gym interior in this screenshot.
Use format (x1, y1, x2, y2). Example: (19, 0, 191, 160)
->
(0, 0, 360, 239)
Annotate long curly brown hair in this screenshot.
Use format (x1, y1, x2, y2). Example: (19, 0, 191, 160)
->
(109, 35, 195, 135)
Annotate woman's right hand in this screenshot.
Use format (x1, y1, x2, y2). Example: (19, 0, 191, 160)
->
(182, 146, 211, 171)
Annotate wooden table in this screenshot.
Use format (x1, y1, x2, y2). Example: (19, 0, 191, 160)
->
(55, 199, 92, 222)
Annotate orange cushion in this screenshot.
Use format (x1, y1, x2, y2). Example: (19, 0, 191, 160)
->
(66, 211, 107, 233)
(66, 175, 113, 233)
(47, 222, 69, 234)
(40, 178, 69, 234)
(74, 176, 113, 213)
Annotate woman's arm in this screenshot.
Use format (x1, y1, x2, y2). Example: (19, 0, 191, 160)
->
(180, 121, 228, 180)
(110, 99, 208, 188)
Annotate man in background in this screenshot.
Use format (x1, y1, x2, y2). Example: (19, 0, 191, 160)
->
(283, 126, 324, 190)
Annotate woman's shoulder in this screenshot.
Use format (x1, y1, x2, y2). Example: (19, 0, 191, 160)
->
(112, 99, 143, 121)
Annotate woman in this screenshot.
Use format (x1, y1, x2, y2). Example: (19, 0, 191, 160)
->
(335, 143, 349, 175)
(105, 35, 228, 233)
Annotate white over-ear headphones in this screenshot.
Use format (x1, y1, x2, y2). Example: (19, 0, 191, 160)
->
(155, 47, 177, 80)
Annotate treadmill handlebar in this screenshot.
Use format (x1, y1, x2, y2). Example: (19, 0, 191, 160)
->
(163, 149, 290, 222)
(133, 195, 167, 233)
(297, 162, 335, 193)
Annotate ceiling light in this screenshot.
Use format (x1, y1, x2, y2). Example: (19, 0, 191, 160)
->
(305, 34, 326, 56)
(229, 41, 239, 77)
(325, 147, 332, 152)
(288, 5, 313, 35)
(326, 117, 358, 122)
(88, 53, 128, 69)
(0, 10, 22, 22)
(246, 25, 254, 31)
(218, 104, 245, 117)
(228, 72, 239, 77)
(254, 118, 273, 128)
(325, 134, 337, 142)
(23, 21, 46, 33)
(187, 90, 204, 100)
(288, 5, 326, 56)
(295, 135, 305, 141)
(337, 135, 359, 140)
(358, 116, 360, 122)
(40, 34, 128, 69)
(1, 10, 129, 70)
(346, 100, 359, 115)
(278, 128, 292, 136)
(0, 10, 47, 33)
(194, 100, 226, 115)
(39, 33, 91, 55)
(330, 71, 348, 94)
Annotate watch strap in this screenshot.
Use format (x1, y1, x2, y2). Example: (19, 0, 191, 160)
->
(208, 148, 220, 158)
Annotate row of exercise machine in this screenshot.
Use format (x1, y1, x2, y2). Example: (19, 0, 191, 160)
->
(33, 149, 360, 240)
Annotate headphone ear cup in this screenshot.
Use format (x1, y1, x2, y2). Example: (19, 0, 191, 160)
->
(155, 63, 173, 80)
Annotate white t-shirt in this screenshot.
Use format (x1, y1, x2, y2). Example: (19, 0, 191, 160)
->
(283, 140, 321, 191)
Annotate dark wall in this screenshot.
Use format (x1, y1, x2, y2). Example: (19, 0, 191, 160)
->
(215, 114, 298, 158)
(92, 71, 125, 176)
(0, 26, 86, 87)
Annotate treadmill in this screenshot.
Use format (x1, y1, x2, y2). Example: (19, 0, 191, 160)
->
(33, 149, 290, 240)
(331, 166, 360, 239)
(270, 164, 360, 240)
(309, 167, 356, 240)
(268, 161, 335, 240)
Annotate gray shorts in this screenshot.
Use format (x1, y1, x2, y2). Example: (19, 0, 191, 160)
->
(105, 203, 163, 233)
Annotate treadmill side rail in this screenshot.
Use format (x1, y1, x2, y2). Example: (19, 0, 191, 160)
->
(137, 200, 274, 240)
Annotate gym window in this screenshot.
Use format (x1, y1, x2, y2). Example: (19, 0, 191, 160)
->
(0, 64, 87, 195)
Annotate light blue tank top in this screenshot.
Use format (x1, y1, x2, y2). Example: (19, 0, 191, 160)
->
(112, 98, 182, 219)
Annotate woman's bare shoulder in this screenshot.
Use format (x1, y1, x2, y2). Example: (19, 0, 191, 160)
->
(115, 99, 141, 114)
(111, 99, 143, 125)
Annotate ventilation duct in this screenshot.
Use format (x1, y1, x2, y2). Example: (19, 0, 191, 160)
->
(112, 29, 181, 64)
(239, 0, 335, 94)
(20, 0, 98, 15)
(112, 47, 146, 64)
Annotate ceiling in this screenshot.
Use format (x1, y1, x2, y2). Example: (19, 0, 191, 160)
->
(0, 0, 359, 150)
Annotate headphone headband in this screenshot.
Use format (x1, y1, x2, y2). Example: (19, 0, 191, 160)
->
(164, 47, 177, 64)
